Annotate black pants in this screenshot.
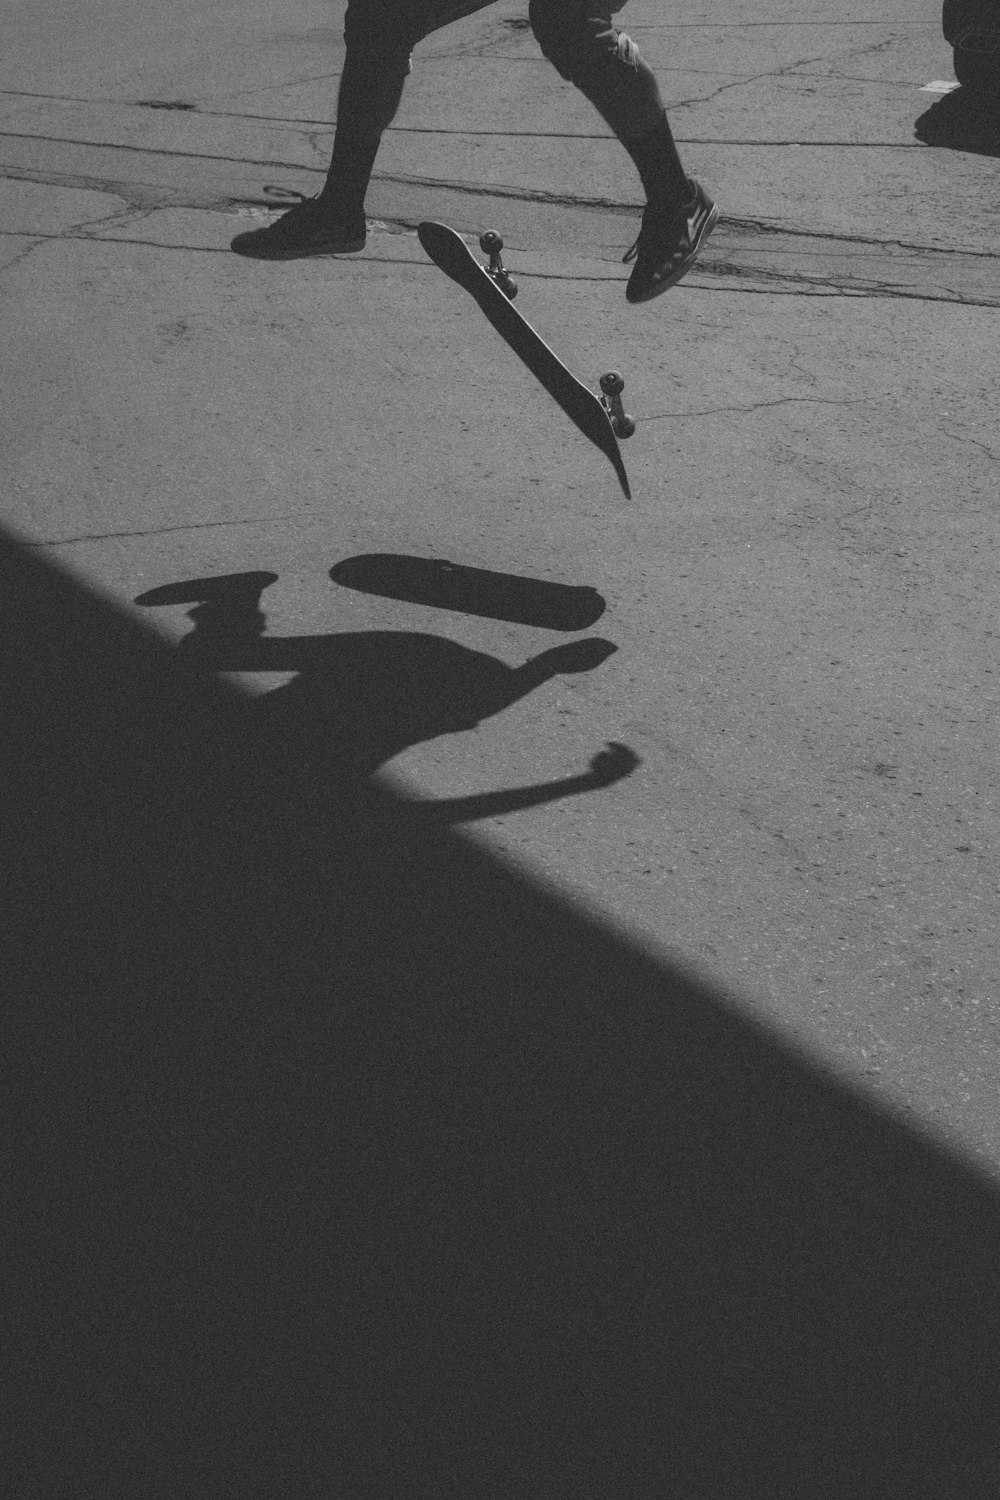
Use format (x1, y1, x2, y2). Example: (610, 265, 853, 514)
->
(330, 0, 674, 202)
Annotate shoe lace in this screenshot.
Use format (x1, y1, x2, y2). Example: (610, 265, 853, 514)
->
(622, 198, 696, 265)
(622, 202, 666, 264)
(261, 185, 311, 206)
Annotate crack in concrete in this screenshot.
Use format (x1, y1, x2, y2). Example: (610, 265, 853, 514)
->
(678, 137, 929, 148)
(0, 86, 336, 131)
(0, 84, 938, 144)
(0, 162, 242, 212)
(376, 178, 1000, 280)
(640, 396, 866, 423)
(720, 214, 999, 259)
(0, 189, 160, 278)
(2, 216, 995, 309)
(53, 199, 158, 241)
(696, 256, 997, 306)
(628, 20, 932, 29)
(23, 516, 299, 548)
(76, 203, 157, 235)
(3, 154, 996, 306)
(0, 127, 307, 177)
(665, 32, 946, 112)
(690, 278, 999, 307)
(215, 71, 340, 103)
(1, 87, 114, 101)
(0, 235, 48, 274)
(940, 429, 1000, 464)
(305, 129, 330, 163)
(787, 73, 931, 91)
(670, 50, 837, 112)
(381, 168, 626, 212)
(821, 32, 907, 67)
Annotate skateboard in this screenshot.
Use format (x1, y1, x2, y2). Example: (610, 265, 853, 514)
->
(417, 221, 633, 499)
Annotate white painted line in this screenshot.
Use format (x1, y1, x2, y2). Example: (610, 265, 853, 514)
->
(921, 79, 960, 93)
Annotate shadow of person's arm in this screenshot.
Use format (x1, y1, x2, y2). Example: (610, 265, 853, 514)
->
(411, 742, 640, 825)
(514, 638, 618, 690)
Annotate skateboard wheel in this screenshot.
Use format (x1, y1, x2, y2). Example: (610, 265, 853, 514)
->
(481, 230, 517, 298)
(599, 371, 634, 439)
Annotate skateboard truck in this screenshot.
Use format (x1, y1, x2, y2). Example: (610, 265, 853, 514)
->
(479, 231, 517, 300)
(599, 371, 635, 440)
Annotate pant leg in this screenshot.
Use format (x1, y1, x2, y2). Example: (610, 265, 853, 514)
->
(339, 0, 500, 128)
(336, 0, 417, 147)
(340, 0, 662, 148)
(326, 0, 497, 206)
(528, 0, 690, 205)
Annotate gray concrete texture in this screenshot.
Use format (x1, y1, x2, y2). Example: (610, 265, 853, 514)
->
(6, 0, 1000, 1490)
(7, 0, 998, 1149)
(4, 3, 999, 1146)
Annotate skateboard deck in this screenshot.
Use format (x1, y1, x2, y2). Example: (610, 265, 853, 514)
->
(417, 221, 631, 499)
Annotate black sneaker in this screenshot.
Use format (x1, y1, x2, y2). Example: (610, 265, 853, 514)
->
(230, 190, 367, 259)
(623, 180, 718, 303)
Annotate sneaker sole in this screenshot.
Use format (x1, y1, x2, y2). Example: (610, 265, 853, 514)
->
(230, 231, 367, 260)
(625, 203, 718, 303)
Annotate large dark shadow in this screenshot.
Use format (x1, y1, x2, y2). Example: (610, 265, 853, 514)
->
(6, 529, 1000, 1496)
(915, 85, 1000, 155)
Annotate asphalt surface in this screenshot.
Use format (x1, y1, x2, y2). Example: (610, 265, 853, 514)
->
(5, 2, 1000, 1492)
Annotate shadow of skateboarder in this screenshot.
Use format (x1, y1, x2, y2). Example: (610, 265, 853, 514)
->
(135, 570, 639, 821)
(9, 527, 1000, 1500)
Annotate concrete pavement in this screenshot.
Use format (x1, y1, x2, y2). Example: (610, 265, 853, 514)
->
(5, 0, 998, 1151)
(5, 2, 1000, 1488)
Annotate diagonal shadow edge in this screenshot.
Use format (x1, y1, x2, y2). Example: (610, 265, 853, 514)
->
(4, 528, 1000, 1497)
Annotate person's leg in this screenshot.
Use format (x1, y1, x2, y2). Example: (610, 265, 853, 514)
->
(529, 0, 688, 199)
(319, 40, 411, 216)
(231, 0, 493, 258)
(231, 0, 416, 257)
(528, 0, 717, 299)
(324, 0, 498, 208)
